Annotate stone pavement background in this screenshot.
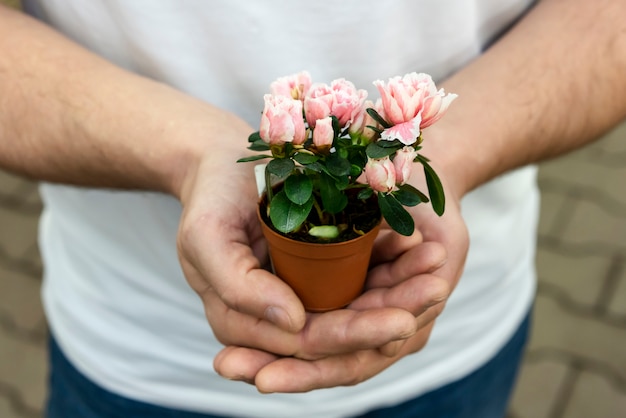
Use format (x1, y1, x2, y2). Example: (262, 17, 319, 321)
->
(1, 119, 625, 418)
(1, 1, 625, 417)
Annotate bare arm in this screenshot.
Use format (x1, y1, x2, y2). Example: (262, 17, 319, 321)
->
(0, 4, 248, 199)
(429, 0, 626, 197)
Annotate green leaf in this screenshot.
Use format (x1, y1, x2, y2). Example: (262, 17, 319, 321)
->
(320, 172, 347, 214)
(366, 125, 384, 134)
(326, 153, 352, 177)
(334, 175, 350, 190)
(267, 158, 295, 179)
(393, 187, 423, 207)
(357, 188, 374, 200)
(376, 139, 403, 148)
(293, 153, 319, 165)
(420, 158, 446, 216)
(366, 142, 398, 159)
(366, 108, 392, 129)
(308, 225, 340, 239)
(236, 155, 272, 163)
(348, 149, 367, 173)
(248, 141, 270, 151)
(284, 173, 313, 205)
(268, 190, 314, 233)
(398, 183, 429, 203)
(248, 131, 262, 143)
(304, 162, 324, 173)
(378, 192, 415, 236)
(349, 164, 363, 177)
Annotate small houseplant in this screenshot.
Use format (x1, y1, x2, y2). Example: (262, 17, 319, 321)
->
(238, 71, 456, 311)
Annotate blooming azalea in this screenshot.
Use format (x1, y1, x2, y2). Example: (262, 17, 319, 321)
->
(374, 72, 456, 145)
(239, 71, 455, 238)
(270, 71, 312, 101)
(304, 79, 367, 128)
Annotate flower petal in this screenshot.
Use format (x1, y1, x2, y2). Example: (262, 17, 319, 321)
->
(380, 115, 422, 145)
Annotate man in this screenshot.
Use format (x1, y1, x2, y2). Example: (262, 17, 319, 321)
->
(1, 0, 624, 417)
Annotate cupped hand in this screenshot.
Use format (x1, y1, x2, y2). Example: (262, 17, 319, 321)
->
(212, 184, 469, 392)
(175, 117, 307, 334)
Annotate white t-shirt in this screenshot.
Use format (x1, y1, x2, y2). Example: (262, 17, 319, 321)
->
(27, 1, 538, 417)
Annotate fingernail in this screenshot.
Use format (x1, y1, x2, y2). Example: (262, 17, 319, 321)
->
(265, 306, 292, 330)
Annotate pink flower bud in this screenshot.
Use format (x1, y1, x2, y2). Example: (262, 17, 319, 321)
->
(270, 71, 312, 101)
(393, 146, 418, 185)
(349, 99, 379, 143)
(365, 156, 396, 193)
(313, 116, 334, 148)
(259, 94, 307, 145)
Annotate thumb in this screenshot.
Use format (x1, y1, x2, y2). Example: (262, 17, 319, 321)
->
(178, 210, 306, 333)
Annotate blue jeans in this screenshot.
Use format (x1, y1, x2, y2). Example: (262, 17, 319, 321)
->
(46, 313, 530, 418)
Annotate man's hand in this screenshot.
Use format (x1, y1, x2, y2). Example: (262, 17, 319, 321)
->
(211, 181, 468, 392)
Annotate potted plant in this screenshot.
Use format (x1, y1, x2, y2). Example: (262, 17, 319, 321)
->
(238, 71, 457, 311)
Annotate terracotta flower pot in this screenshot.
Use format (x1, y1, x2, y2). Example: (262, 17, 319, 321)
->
(257, 206, 381, 312)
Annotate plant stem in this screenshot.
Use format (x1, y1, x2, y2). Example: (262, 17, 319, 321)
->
(312, 195, 326, 224)
(265, 165, 273, 203)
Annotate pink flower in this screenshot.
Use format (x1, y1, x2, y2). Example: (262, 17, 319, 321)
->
(270, 71, 312, 101)
(303, 83, 333, 128)
(313, 116, 334, 148)
(420, 88, 458, 128)
(304, 79, 367, 128)
(373, 72, 456, 145)
(349, 99, 379, 143)
(393, 146, 418, 185)
(365, 156, 396, 193)
(259, 94, 307, 145)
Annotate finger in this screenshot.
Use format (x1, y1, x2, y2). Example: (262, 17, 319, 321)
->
(351, 274, 450, 316)
(255, 350, 385, 393)
(213, 346, 278, 383)
(217, 321, 439, 393)
(370, 228, 423, 266)
(366, 241, 447, 289)
(205, 296, 418, 360)
(179, 218, 306, 333)
(377, 339, 406, 357)
(295, 308, 417, 359)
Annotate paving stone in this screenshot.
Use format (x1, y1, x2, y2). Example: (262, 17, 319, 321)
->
(538, 156, 626, 208)
(608, 263, 626, 317)
(509, 360, 569, 418)
(563, 371, 626, 418)
(0, 265, 45, 335)
(0, 204, 40, 260)
(0, 397, 14, 418)
(536, 249, 610, 308)
(0, 170, 32, 196)
(0, 328, 47, 415)
(536, 189, 570, 237)
(528, 294, 626, 373)
(557, 198, 626, 253)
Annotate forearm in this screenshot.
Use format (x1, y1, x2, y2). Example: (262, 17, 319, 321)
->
(425, 0, 626, 197)
(0, 5, 249, 199)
